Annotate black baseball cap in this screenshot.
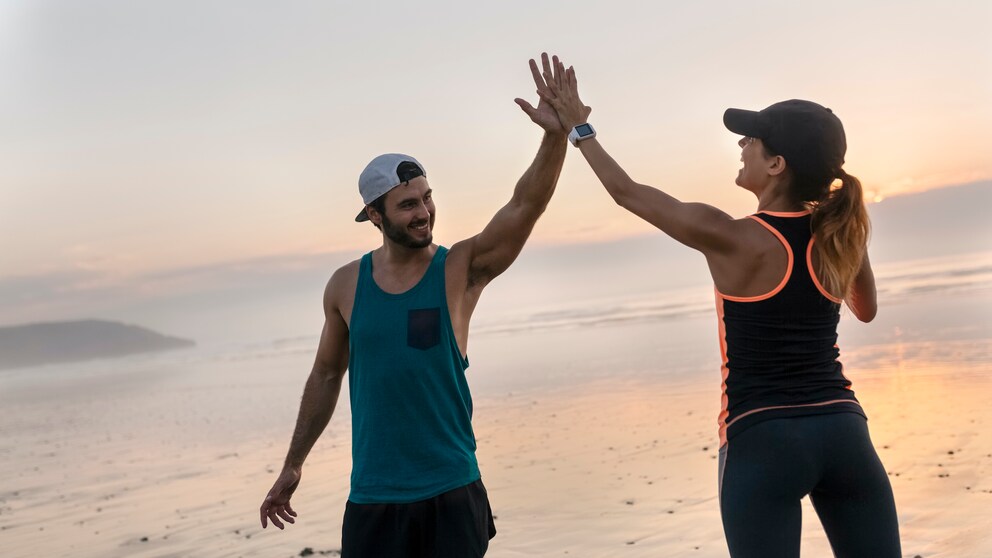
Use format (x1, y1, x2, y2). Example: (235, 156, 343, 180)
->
(723, 100, 846, 178)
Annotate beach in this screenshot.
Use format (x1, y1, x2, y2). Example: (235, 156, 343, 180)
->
(4, 0, 990, 553)
(1, 251, 990, 557)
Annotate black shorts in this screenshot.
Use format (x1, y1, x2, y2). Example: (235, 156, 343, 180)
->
(341, 479, 497, 558)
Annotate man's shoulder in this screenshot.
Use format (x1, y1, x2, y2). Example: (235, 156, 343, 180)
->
(332, 257, 363, 280)
(444, 237, 492, 291)
(444, 237, 476, 267)
(325, 258, 363, 301)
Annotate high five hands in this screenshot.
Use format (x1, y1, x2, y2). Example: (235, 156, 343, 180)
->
(516, 52, 592, 133)
(515, 53, 592, 134)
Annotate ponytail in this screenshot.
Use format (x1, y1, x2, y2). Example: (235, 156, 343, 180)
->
(808, 170, 870, 299)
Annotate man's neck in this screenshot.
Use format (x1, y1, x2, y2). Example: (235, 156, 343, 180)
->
(376, 241, 437, 267)
(371, 242, 438, 294)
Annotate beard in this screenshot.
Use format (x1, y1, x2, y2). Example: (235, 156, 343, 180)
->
(381, 212, 434, 249)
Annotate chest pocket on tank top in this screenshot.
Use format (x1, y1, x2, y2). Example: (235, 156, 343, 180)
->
(407, 307, 441, 350)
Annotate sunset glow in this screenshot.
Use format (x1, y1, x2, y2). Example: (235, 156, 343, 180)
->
(1, 0, 990, 328)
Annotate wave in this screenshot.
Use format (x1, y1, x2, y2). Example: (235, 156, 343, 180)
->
(472, 250, 992, 337)
(202, 250, 992, 360)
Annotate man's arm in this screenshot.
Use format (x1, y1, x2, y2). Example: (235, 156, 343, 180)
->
(455, 54, 568, 287)
(462, 133, 567, 284)
(260, 272, 350, 530)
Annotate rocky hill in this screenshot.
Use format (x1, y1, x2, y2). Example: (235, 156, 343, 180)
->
(0, 320, 194, 370)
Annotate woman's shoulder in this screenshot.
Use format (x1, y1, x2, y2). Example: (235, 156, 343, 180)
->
(709, 217, 793, 298)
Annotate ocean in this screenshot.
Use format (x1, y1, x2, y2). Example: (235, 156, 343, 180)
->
(2, 242, 990, 556)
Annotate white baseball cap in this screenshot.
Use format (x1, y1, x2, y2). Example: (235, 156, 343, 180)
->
(355, 153, 427, 222)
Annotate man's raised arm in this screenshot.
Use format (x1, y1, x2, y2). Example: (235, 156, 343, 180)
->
(459, 53, 569, 286)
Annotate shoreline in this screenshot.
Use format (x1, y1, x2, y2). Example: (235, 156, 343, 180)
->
(1, 286, 989, 557)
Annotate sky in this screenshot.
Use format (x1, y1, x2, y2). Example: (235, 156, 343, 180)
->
(1, 0, 990, 334)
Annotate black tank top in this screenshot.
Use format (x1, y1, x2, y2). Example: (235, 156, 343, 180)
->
(715, 210, 864, 447)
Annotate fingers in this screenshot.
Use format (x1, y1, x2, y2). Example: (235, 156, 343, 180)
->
(554, 59, 577, 94)
(514, 97, 537, 116)
(528, 58, 541, 87)
(530, 53, 575, 96)
(541, 52, 557, 89)
(536, 88, 557, 104)
(270, 510, 285, 530)
(545, 54, 577, 99)
(523, 53, 584, 131)
(262, 504, 288, 529)
(528, 58, 549, 94)
(276, 507, 296, 525)
(516, 97, 553, 129)
(260, 493, 274, 528)
(260, 493, 298, 530)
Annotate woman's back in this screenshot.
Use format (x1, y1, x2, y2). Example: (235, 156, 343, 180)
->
(714, 211, 863, 447)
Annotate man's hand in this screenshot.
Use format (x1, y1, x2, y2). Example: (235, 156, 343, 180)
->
(514, 52, 569, 135)
(533, 53, 592, 132)
(260, 467, 301, 529)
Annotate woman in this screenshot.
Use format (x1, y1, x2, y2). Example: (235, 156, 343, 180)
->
(533, 54, 901, 557)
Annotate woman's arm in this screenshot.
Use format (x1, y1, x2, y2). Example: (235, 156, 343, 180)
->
(537, 54, 738, 256)
(575, 136, 739, 253)
(846, 252, 877, 322)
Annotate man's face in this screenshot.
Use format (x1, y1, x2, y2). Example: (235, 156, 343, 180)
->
(378, 176, 435, 249)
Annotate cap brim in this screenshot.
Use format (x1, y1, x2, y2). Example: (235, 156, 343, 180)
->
(723, 108, 764, 137)
(355, 207, 370, 222)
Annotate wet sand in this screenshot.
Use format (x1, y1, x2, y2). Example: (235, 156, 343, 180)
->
(1, 288, 990, 557)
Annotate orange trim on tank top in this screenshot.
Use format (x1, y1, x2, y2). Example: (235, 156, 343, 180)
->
(715, 290, 731, 448)
(724, 399, 862, 428)
(758, 209, 811, 217)
(715, 215, 792, 302)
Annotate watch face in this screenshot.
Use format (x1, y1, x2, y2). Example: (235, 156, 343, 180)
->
(575, 123, 594, 136)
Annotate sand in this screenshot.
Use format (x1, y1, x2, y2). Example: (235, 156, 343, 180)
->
(1, 288, 990, 557)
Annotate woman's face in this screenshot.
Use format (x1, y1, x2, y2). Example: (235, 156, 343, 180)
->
(734, 136, 777, 194)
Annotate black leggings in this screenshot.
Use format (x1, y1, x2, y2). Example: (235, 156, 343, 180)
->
(718, 413, 901, 557)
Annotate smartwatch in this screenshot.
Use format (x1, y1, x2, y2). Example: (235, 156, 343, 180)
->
(568, 123, 596, 146)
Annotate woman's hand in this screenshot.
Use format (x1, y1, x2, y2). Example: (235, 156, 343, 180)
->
(533, 53, 592, 131)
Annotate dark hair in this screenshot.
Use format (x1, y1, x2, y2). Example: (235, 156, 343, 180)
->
(763, 144, 870, 299)
(367, 193, 387, 230)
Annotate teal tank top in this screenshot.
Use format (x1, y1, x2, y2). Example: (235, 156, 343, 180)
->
(347, 246, 480, 504)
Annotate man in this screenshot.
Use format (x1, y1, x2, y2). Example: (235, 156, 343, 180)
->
(259, 54, 568, 557)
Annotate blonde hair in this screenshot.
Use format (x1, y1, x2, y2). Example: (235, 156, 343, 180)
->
(807, 170, 870, 299)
